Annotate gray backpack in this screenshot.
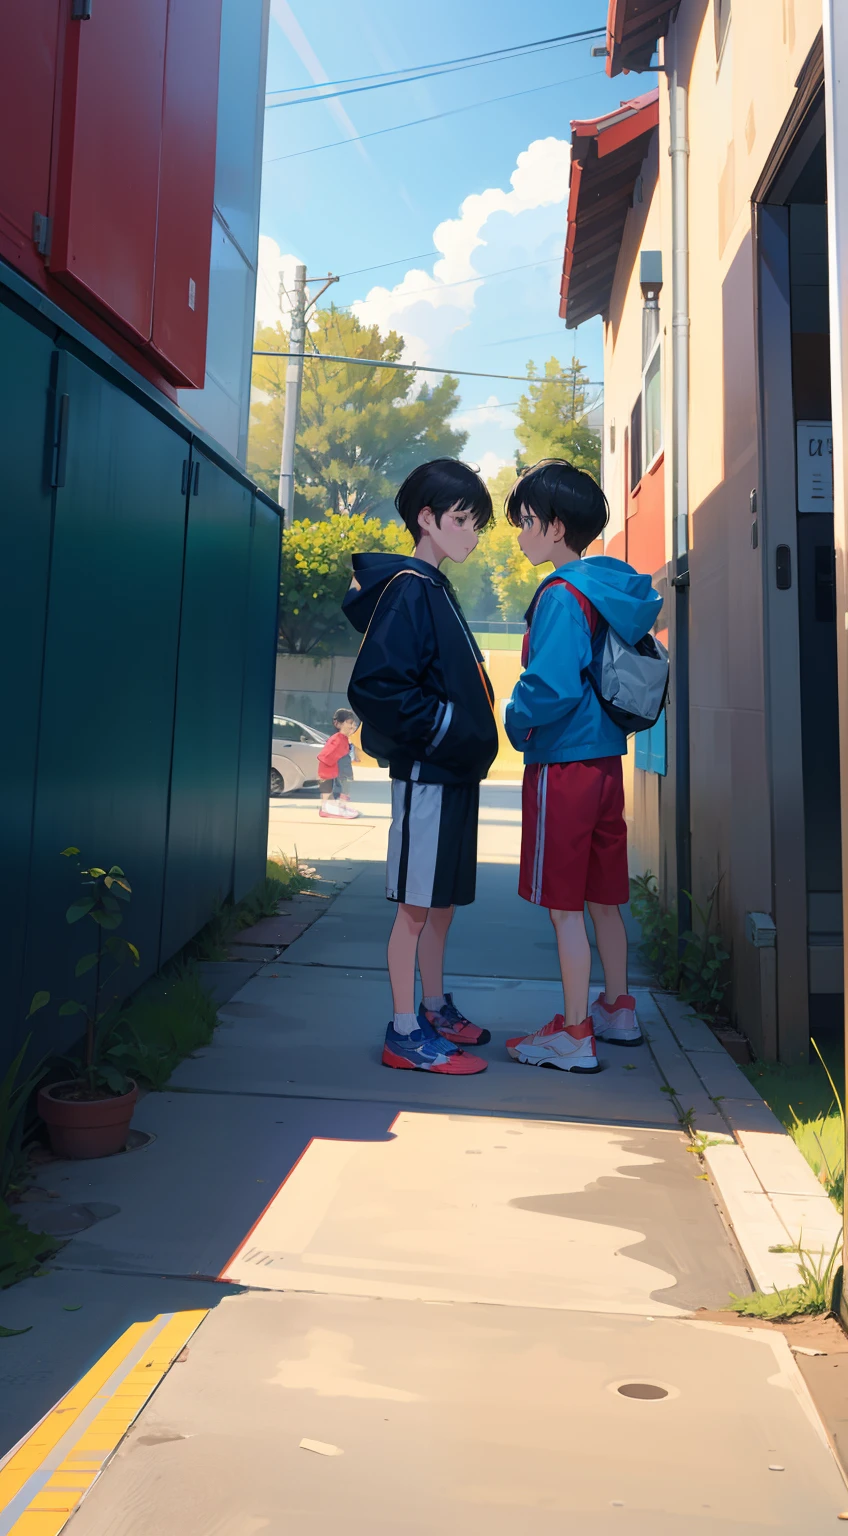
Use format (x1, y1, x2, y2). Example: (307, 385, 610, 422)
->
(588, 623, 669, 734)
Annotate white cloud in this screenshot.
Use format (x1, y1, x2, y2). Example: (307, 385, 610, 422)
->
(453, 395, 518, 431)
(351, 137, 571, 362)
(477, 451, 515, 483)
(255, 236, 304, 330)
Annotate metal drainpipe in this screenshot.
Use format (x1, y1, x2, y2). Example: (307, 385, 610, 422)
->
(668, 30, 692, 934)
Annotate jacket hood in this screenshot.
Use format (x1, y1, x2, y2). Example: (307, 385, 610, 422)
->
(342, 552, 447, 634)
(540, 555, 662, 645)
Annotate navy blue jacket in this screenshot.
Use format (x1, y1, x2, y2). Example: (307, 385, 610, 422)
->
(343, 554, 499, 785)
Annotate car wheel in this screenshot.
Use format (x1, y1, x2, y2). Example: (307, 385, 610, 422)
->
(270, 767, 285, 797)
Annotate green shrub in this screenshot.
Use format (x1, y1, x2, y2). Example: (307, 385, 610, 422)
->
(630, 872, 730, 1020)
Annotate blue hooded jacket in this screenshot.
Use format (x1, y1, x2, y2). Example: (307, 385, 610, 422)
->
(505, 555, 663, 764)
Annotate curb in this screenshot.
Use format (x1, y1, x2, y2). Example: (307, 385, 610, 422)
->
(641, 991, 842, 1294)
(0, 1310, 206, 1536)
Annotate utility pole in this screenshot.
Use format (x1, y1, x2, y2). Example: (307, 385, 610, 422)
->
(277, 266, 339, 525)
(278, 263, 306, 523)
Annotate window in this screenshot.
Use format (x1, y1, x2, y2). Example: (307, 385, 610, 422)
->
(273, 717, 312, 743)
(630, 395, 643, 491)
(715, 0, 731, 58)
(644, 346, 662, 467)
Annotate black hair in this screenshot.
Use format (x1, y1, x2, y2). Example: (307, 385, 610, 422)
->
(333, 708, 356, 727)
(395, 458, 493, 543)
(505, 459, 609, 552)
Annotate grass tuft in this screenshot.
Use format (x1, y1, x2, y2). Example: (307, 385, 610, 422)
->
(728, 1237, 842, 1321)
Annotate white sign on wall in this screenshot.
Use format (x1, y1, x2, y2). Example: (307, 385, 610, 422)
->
(797, 420, 834, 513)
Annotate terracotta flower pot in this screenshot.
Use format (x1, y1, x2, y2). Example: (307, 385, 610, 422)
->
(37, 1080, 138, 1160)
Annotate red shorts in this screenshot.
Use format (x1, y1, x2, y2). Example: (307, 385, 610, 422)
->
(519, 757, 630, 910)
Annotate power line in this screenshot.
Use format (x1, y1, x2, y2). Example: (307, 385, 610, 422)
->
(479, 328, 574, 348)
(263, 254, 562, 310)
(334, 251, 439, 281)
(356, 256, 562, 302)
(265, 28, 605, 107)
(252, 350, 604, 386)
(263, 68, 602, 164)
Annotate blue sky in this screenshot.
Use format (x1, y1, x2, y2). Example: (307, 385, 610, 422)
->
(257, 0, 641, 478)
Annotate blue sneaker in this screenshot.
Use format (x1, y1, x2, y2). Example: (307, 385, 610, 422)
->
(382, 1022, 487, 1074)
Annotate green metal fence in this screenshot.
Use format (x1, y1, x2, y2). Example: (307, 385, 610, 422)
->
(0, 277, 281, 1066)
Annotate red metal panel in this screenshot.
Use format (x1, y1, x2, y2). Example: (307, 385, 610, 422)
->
(50, 0, 169, 344)
(150, 0, 223, 388)
(0, 1, 63, 268)
(626, 454, 665, 575)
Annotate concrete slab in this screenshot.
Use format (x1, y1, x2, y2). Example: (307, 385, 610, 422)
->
(650, 991, 726, 1052)
(233, 914, 308, 947)
(33, 1094, 398, 1282)
(222, 1110, 747, 1315)
(737, 1130, 842, 1258)
(0, 1270, 234, 1462)
(716, 1095, 787, 1136)
(169, 968, 680, 1124)
(702, 1144, 801, 1293)
(275, 841, 654, 985)
(685, 1048, 764, 1101)
(62, 1292, 848, 1535)
(194, 960, 266, 1006)
(226, 944, 278, 962)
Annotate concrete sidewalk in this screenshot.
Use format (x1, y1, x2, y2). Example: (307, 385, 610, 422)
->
(2, 780, 847, 1533)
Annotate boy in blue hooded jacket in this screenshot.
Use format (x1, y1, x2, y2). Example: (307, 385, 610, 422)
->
(503, 460, 662, 1073)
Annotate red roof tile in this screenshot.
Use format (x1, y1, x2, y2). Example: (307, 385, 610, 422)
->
(559, 88, 659, 327)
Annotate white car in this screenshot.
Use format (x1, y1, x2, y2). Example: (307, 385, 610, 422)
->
(270, 715, 328, 796)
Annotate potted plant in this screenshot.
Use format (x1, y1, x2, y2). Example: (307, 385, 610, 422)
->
(33, 850, 140, 1159)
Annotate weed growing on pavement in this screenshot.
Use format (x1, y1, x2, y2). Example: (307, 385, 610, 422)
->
(188, 858, 313, 962)
(0, 1040, 48, 1202)
(630, 874, 730, 1021)
(728, 1236, 842, 1321)
(112, 966, 219, 1092)
(629, 873, 679, 989)
(0, 1200, 59, 1291)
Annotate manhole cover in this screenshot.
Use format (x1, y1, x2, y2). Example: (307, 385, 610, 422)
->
(617, 1383, 669, 1400)
(123, 1129, 155, 1153)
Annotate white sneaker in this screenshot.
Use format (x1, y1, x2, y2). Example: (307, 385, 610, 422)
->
(591, 993, 642, 1046)
(338, 803, 360, 819)
(506, 1016, 600, 1073)
(319, 801, 345, 818)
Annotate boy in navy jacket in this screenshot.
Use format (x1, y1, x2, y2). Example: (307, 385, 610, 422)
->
(343, 460, 499, 1075)
(503, 460, 662, 1072)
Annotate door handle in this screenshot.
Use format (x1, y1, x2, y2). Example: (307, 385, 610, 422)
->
(776, 545, 792, 590)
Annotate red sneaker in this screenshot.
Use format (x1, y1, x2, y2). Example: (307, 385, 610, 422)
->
(422, 994, 491, 1046)
(382, 1021, 488, 1074)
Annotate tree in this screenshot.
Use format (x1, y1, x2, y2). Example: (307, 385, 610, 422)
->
(515, 356, 601, 478)
(249, 309, 467, 518)
(279, 513, 411, 655)
(443, 464, 552, 625)
(483, 516, 551, 621)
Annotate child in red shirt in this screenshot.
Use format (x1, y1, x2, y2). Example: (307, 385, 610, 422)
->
(318, 709, 359, 820)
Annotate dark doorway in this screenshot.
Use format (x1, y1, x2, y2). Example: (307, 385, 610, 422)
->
(785, 145, 843, 1031)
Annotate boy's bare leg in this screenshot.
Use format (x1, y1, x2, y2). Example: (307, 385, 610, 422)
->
(587, 901, 628, 1001)
(417, 905, 454, 1000)
(549, 908, 591, 1030)
(387, 903, 428, 1015)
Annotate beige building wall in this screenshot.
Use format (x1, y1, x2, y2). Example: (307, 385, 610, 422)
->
(601, 0, 823, 1049)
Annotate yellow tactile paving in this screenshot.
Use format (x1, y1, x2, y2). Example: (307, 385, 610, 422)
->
(1, 1311, 206, 1536)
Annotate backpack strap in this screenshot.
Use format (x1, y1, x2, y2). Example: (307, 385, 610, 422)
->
(524, 577, 599, 640)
